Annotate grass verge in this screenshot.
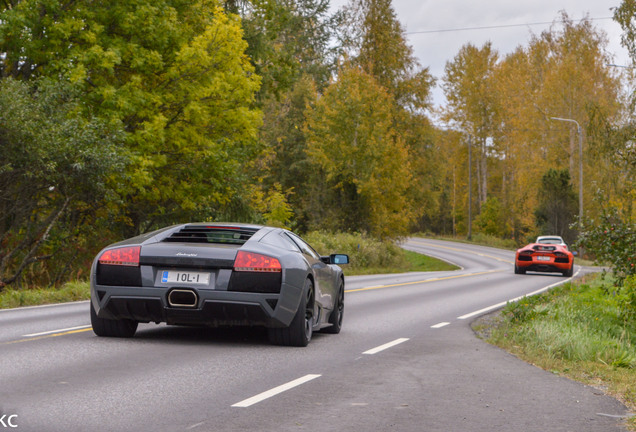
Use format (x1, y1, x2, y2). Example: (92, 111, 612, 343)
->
(473, 273, 636, 431)
(0, 280, 90, 309)
(304, 231, 458, 275)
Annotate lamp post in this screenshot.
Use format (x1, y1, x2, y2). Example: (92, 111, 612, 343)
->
(467, 135, 472, 241)
(550, 117, 583, 257)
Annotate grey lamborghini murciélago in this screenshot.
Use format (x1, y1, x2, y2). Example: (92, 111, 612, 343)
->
(90, 223, 349, 346)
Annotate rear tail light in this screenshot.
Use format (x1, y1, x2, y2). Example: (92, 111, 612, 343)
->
(98, 246, 141, 266)
(553, 251, 567, 257)
(234, 251, 282, 272)
(520, 250, 534, 256)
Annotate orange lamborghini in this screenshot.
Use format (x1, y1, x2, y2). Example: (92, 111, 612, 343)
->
(514, 238, 574, 277)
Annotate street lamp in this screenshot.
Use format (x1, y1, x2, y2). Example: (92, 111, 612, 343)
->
(467, 134, 472, 241)
(550, 117, 583, 257)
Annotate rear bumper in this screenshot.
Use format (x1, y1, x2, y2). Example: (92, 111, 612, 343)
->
(515, 261, 572, 273)
(90, 282, 302, 328)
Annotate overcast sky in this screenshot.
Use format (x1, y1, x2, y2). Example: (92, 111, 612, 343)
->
(330, 0, 630, 108)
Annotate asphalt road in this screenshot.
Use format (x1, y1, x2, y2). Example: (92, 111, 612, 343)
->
(0, 238, 630, 432)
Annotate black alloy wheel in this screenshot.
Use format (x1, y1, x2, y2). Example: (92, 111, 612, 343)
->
(323, 281, 344, 334)
(268, 279, 314, 347)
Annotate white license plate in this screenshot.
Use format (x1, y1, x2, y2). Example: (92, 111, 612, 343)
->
(161, 270, 210, 285)
(536, 256, 551, 262)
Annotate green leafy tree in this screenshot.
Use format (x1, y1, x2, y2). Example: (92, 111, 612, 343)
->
(227, 0, 339, 231)
(1, 0, 263, 237)
(578, 205, 636, 320)
(305, 66, 414, 238)
(534, 169, 578, 243)
(339, 0, 433, 111)
(337, 0, 437, 234)
(259, 75, 319, 230)
(578, 206, 635, 284)
(614, 0, 636, 68)
(0, 78, 125, 288)
(474, 197, 509, 237)
(231, 0, 336, 100)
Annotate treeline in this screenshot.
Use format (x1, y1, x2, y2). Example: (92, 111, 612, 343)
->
(438, 12, 634, 244)
(0, 0, 634, 288)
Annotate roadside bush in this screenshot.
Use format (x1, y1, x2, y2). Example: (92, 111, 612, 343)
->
(578, 207, 635, 284)
(577, 206, 635, 320)
(303, 231, 406, 273)
(620, 275, 636, 322)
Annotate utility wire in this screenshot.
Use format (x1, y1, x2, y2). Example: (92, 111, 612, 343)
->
(405, 16, 613, 35)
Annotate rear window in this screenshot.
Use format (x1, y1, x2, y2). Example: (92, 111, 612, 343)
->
(537, 237, 563, 244)
(260, 231, 301, 251)
(162, 225, 258, 245)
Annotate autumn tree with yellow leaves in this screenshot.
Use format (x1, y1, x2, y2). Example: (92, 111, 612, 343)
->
(441, 13, 624, 242)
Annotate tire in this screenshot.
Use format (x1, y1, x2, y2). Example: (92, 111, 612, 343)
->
(514, 264, 526, 275)
(268, 279, 314, 347)
(562, 266, 574, 277)
(323, 281, 344, 334)
(90, 301, 138, 338)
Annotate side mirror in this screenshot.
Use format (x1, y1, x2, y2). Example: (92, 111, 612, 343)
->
(333, 254, 349, 264)
(323, 254, 349, 265)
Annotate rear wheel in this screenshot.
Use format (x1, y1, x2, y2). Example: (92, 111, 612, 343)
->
(90, 301, 138, 338)
(268, 279, 313, 347)
(323, 281, 344, 334)
(514, 264, 526, 275)
(562, 266, 574, 277)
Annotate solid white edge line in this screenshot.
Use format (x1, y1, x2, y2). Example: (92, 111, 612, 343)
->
(23, 325, 91, 337)
(362, 338, 410, 355)
(232, 374, 321, 408)
(431, 322, 450, 329)
(457, 270, 580, 320)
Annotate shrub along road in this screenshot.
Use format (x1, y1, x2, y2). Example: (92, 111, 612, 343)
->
(0, 239, 629, 431)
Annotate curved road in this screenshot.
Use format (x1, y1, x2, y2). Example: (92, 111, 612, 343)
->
(0, 238, 629, 431)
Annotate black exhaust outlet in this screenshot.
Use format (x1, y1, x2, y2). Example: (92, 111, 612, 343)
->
(168, 289, 198, 308)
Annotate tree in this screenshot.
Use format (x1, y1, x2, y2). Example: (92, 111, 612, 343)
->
(442, 42, 499, 210)
(578, 204, 636, 321)
(259, 75, 319, 230)
(615, 0, 636, 67)
(490, 47, 544, 240)
(340, 0, 432, 111)
(337, 0, 437, 234)
(437, 14, 622, 243)
(0, 78, 125, 288)
(305, 66, 414, 238)
(474, 197, 509, 237)
(231, 0, 337, 100)
(1, 0, 263, 237)
(534, 169, 578, 243)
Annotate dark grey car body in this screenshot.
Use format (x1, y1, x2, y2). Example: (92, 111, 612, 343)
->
(90, 223, 348, 346)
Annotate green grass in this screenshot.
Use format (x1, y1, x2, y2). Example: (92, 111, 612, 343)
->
(304, 231, 458, 275)
(347, 249, 458, 275)
(475, 274, 636, 430)
(0, 280, 90, 309)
